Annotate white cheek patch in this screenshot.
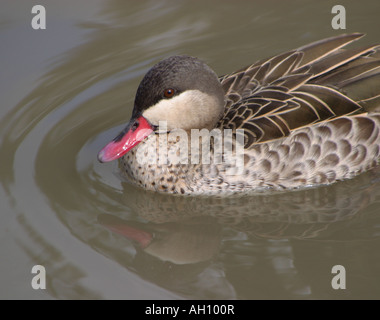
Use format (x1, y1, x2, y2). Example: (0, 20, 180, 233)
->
(142, 90, 222, 130)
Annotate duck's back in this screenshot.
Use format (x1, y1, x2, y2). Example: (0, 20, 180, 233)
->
(218, 33, 380, 147)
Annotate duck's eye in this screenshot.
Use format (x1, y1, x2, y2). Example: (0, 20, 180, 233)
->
(163, 88, 175, 98)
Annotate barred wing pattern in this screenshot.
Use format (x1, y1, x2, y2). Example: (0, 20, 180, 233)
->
(218, 33, 380, 148)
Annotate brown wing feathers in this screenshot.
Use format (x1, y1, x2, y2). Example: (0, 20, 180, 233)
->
(219, 34, 380, 147)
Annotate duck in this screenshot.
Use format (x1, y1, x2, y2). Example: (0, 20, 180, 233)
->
(98, 33, 380, 195)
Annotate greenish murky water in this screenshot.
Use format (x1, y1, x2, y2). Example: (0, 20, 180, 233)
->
(1, 0, 380, 299)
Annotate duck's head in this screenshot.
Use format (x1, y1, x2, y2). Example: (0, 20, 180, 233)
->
(98, 55, 225, 162)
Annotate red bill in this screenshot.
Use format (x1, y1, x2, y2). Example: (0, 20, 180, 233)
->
(98, 115, 154, 163)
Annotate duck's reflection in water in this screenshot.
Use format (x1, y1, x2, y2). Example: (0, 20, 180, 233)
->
(99, 215, 221, 265)
(98, 169, 380, 299)
(98, 215, 230, 298)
